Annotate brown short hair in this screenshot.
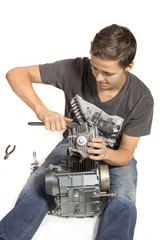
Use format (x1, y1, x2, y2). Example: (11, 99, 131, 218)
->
(90, 24, 137, 69)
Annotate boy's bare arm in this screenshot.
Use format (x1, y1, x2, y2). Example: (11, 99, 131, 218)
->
(6, 65, 72, 131)
(87, 134, 140, 166)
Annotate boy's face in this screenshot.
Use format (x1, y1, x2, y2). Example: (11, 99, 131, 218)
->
(90, 54, 133, 91)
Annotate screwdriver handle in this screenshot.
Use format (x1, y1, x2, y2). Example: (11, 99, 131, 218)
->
(28, 122, 45, 126)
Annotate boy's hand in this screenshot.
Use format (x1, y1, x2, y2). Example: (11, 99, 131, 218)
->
(87, 137, 108, 161)
(36, 106, 72, 131)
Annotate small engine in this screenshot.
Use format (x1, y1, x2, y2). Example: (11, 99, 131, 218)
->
(45, 122, 113, 217)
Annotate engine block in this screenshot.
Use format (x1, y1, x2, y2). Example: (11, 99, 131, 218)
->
(45, 122, 111, 217)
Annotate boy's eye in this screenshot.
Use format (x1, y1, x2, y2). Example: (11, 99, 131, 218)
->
(91, 64, 114, 76)
(92, 65, 97, 71)
(103, 72, 113, 77)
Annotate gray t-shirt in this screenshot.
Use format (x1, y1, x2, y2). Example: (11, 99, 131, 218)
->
(39, 57, 154, 149)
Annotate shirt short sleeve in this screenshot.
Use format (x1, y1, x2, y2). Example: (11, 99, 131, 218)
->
(123, 96, 154, 137)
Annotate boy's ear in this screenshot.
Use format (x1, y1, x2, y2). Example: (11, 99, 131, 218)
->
(125, 62, 134, 72)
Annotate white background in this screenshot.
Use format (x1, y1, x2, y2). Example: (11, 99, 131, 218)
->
(0, 0, 160, 239)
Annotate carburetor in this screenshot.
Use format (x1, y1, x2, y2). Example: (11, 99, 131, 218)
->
(45, 122, 115, 217)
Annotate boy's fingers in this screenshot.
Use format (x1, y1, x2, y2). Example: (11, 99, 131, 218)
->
(65, 117, 72, 122)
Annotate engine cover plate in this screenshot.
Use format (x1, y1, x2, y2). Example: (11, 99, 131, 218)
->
(45, 165, 101, 217)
